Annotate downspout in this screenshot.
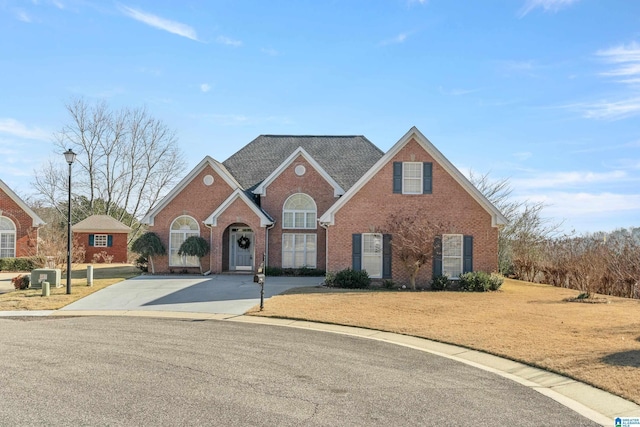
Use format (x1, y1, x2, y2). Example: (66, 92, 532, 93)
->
(319, 221, 329, 274)
(203, 222, 213, 276)
(265, 221, 275, 268)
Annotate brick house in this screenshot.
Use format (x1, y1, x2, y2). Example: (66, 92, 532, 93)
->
(0, 179, 45, 258)
(142, 127, 507, 284)
(72, 215, 131, 263)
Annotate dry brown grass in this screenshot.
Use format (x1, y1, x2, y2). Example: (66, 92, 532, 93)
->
(247, 278, 640, 405)
(0, 264, 140, 310)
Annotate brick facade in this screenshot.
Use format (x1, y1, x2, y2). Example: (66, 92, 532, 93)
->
(76, 231, 129, 263)
(144, 129, 503, 281)
(0, 185, 40, 258)
(326, 138, 499, 285)
(260, 155, 338, 270)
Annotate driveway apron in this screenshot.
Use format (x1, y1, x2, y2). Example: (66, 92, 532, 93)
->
(60, 274, 322, 315)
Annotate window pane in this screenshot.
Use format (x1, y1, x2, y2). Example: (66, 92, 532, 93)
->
(362, 233, 382, 278)
(306, 212, 315, 228)
(0, 217, 15, 231)
(281, 233, 316, 268)
(294, 212, 305, 228)
(403, 162, 422, 194)
(283, 212, 294, 228)
(443, 235, 462, 257)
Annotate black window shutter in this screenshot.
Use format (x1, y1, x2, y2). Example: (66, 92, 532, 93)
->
(107, 235, 113, 247)
(393, 162, 402, 193)
(352, 234, 362, 271)
(463, 235, 473, 273)
(89, 234, 95, 246)
(423, 162, 432, 194)
(432, 236, 442, 276)
(382, 234, 392, 279)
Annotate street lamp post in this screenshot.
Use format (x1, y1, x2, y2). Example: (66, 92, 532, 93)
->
(64, 148, 76, 295)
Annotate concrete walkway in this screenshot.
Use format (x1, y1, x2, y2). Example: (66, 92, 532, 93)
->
(1, 273, 639, 424)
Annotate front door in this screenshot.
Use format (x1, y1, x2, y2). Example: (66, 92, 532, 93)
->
(230, 227, 254, 271)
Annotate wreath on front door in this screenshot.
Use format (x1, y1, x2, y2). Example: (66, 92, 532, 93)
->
(237, 235, 251, 250)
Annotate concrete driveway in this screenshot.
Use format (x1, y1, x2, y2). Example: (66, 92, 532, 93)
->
(60, 274, 323, 315)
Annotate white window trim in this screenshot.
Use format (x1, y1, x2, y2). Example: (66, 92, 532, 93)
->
(0, 217, 16, 258)
(442, 234, 463, 279)
(282, 233, 317, 268)
(169, 215, 200, 267)
(282, 193, 317, 230)
(402, 162, 423, 195)
(93, 234, 108, 247)
(362, 233, 383, 279)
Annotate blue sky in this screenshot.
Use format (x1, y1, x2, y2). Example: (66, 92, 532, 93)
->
(1, 0, 639, 233)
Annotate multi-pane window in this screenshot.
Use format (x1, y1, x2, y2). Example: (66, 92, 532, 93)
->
(0, 217, 16, 258)
(362, 233, 383, 278)
(169, 216, 199, 267)
(442, 234, 463, 279)
(282, 233, 316, 268)
(93, 234, 108, 247)
(403, 162, 423, 194)
(283, 193, 317, 229)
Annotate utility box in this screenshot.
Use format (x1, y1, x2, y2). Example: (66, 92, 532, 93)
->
(30, 269, 62, 289)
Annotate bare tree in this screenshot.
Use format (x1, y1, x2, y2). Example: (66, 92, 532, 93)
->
(468, 170, 563, 279)
(385, 212, 449, 290)
(33, 97, 186, 242)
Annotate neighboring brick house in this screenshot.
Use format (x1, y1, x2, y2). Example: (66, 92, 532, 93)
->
(0, 179, 45, 258)
(142, 127, 507, 284)
(72, 215, 131, 263)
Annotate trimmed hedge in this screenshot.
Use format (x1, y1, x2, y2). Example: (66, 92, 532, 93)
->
(431, 274, 450, 291)
(0, 257, 43, 272)
(265, 266, 326, 277)
(458, 271, 503, 292)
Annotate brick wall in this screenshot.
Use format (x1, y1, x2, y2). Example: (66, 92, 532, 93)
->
(75, 232, 129, 263)
(0, 189, 39, 257)
(327, 138, 499, 285)
(149, 163, 238, 273)
(260, 155, 338, 270)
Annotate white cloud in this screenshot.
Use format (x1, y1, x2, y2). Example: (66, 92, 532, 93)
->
(518, 0, 581, 17)
(407, 0, 428, 5)
(15, 9, 32, 22)
(200, 83, 211, 93)
(512, 170, 628, 190)
(261, 47, 279, 56)
(569, 97, 640, 121)
(0, 119, 49, 140)
(597, 42, 640, 83)
(216, 35, 242, 47)
(120, 5, 199, 41)
(513, 151, 532, 161)
(526, 191, 640, 216)
(380, 32, 409, 46)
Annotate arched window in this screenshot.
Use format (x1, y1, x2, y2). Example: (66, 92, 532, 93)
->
(169, 216, 200, 267)
(0, 217, 16, 258)
(282, 193, 317, 229)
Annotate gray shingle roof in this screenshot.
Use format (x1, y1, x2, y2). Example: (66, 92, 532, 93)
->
(72, 215, 132, 233)
(222, 135, 384, 191)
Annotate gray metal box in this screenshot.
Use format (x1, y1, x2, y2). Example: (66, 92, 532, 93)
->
(30, 269, 62, 289)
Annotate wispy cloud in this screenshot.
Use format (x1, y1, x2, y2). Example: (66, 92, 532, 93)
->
(526, 191, 640, 217)
(513, 151, 532, 161)
(380, 32, 409, 46)
(0, 119, 49, 140)
(564, 97, 640, 121)
(200, 83, 211, 93)
(596, 42, 640, 84)
(518, 0, 581, 18)
(407, 0, 428, 6)
(512, 170, 628, 190)
(216, 35, 242, 47)
(120, 5, 199, 41)
(15, 9, 32, 22)
(261, 47, 279, 56)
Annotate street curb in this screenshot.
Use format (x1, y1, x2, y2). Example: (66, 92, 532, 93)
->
(7, 309, 640, 425)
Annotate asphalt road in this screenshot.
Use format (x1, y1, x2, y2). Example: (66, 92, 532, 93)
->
(0, 316, 599, 426)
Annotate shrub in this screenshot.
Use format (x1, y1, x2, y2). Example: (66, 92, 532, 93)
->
(0, 257, 40, 272)
(324, 271, 335, 287)
(135, 255, 148, 272)
(265, 266, 283, 276)
(11, 274, 30, 290)
(332, 268, 370, 289)
(458, 271, 503, 292)
(431, 274, 450, 291)
(382, 279, 395, 289)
